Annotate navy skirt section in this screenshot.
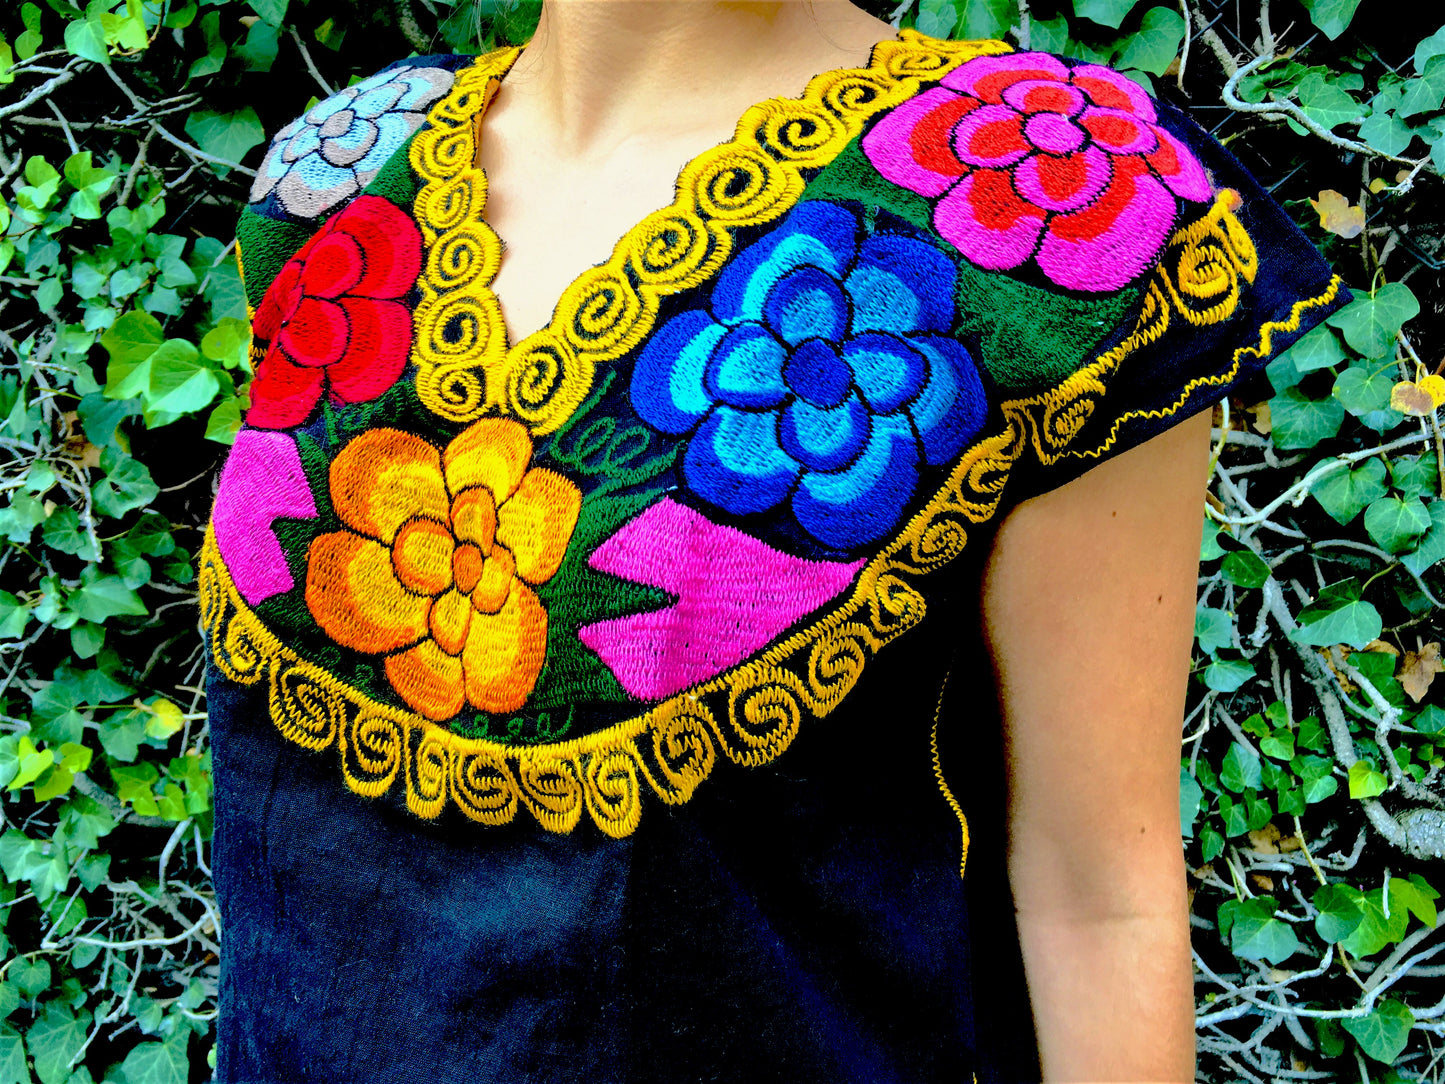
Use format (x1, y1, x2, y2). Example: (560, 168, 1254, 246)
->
(205, 589, 1038, 1084)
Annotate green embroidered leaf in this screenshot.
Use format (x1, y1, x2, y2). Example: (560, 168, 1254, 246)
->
(1327, 283, 1420, 358)
(1363, 495, 1430, 553)
(1290, 579, 1382, 649)
(1312, 457, 1387, 525)
(1343, 1000, 1414, 1064)
(1300, 0, 1363, 39)
(1218, 897, 1300, 963)
(1270, 386, 1344, 449)
(1114, 7, 1184, 75)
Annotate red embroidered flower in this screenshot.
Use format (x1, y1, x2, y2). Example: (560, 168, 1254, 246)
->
(862, 53, 1213, 293)
(247, 195, 423, 429)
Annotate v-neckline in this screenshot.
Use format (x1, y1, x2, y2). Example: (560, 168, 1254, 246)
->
(403, 29, 1012, 433)
(467, 34, 901, 350)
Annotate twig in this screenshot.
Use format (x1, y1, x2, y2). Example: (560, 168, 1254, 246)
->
(46, 100, 80, 156)
(287, 26, 336, 96)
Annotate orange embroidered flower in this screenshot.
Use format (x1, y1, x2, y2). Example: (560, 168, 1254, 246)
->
(305, 419, 581, 720)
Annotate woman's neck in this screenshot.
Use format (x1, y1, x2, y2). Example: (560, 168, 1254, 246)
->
(499, 0, 896, 158)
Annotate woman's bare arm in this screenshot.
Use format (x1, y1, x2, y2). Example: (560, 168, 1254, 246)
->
(981, 408, 1211, 1082)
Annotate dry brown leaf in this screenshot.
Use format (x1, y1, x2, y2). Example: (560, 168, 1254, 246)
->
(1249, 872, 1276, 892)
(1278, 834, 1302, 854)
(1248, 823, 1282, 854)
(1248, 401, 1272, 435)
(1363, 639, 1400, 656)
(1310, 189, 1366, 239)
(1400, 642, 1444, 703)
(1392, 375, 1445, 416)
(1320, 649, 1358, 694)
(1206, 490, 1225, 515)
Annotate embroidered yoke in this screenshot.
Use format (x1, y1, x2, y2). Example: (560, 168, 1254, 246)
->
(201, 32, 1346, 1084)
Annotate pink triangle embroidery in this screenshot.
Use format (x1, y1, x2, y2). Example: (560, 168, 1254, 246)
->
(577, 498, 864, 701)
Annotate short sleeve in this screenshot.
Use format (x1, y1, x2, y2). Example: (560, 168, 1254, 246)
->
(960, 60, 1351, 504)
(234, 54, 470, 316)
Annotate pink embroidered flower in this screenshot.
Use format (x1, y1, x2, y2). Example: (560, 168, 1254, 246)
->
(861, 52, 1212, 293)
(247, 195, 423, 429)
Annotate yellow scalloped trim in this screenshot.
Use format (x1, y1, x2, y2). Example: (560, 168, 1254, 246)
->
(407, 30, 1013, 434)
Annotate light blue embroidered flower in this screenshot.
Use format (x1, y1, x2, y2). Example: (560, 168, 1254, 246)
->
(631, 200, 988, 553)
(249, 64, 455, 220)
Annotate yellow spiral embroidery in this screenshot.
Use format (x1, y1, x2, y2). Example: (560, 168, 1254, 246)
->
(408, 31, 1014, 434)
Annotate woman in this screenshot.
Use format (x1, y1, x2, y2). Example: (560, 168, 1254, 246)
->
(202, 1, 1346, 1080)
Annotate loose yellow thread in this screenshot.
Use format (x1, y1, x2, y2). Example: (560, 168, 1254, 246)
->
(930, 669, 970, 878)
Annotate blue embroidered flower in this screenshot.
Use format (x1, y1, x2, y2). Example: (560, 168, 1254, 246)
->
(249, 64, 455, 221)
(631, 201, 988, 552)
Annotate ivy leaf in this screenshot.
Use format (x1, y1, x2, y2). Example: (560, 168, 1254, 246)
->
(183, 108, 265, 171)
(1399, 55, 1445, 119)
(1179, 768, 1203, 838)
(92, 451, 158, 518)
(1388, 455, 1436, 500)
(1222, 550, 1270, 588)
(1313, 883, 1365, 942)
(1363, 495, 1431, 553)
(1270, 386, 1344, 448)
(1115, 7, 1184, 75)
(1401, 501, 1445, 575)
(915, 0, 959, 36)
(1342, 885, 1410, 955)
(1311, 458, 1387, 525)
(101, 309, 164, 388)
(1297, 73, 1364, 129)
(1299, 0, 1362, 39)
(11, 958, 49, 1000)
(1219, 897, 1300, 963)
(1279, 323, 1346, 374)
(1290, 579, 1382, 649)
(1358, 108, 1416, 157)
(1030, 12, 1069, 51)
(63, 12, 109, 65)
(0, 1022, 26, 1084)
(62, 151, 116, 220)
(1195, 606, 1233, 654)
(113, 1030, 189, 1084)
(1342, 1000, 1414, 1064)
(69, 568, 145, 623)
(142, 339, 220, 417)
(1392, 874, 1439, 927)
(1221, 741, 1263, 792)
(26, 1002, 90, 1084)
(1348, 759, 1388, 799)
(1333, 364, 1402, 432)
(1203, 656, 1254, 692)
(1327, 284, 1420, 357)
(1072, 0, 1139, 28)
